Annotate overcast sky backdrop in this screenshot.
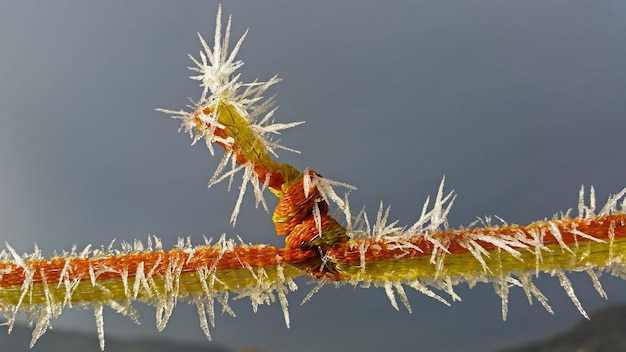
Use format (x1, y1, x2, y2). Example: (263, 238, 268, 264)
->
(1, 1, 625, 352)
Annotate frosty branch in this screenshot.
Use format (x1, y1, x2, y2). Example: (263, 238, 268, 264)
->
(1, 5, 626, 351)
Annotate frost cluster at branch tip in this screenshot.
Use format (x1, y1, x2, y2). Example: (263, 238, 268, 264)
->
(158, 5, 303, 224)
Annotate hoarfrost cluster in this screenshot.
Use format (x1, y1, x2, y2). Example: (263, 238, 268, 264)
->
(158, 5, 303, 224)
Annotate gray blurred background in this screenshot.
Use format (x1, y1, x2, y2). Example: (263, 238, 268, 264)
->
(0, 1, 625, 351)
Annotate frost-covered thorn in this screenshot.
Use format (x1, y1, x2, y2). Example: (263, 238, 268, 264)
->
(5, 242, 25, 268)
